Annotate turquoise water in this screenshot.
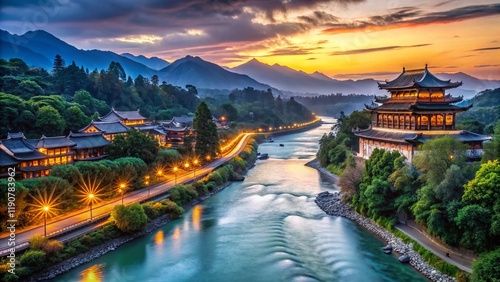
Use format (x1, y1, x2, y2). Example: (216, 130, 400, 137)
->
(54, 118, 427, 282)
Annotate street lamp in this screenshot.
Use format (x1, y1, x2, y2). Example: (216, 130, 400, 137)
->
(43, 206, 49, 237)
(193, 159, 199, 179)
(173, 166, 178, 184)
(119, 183, 125, 205)
(88, 193, 94, 221)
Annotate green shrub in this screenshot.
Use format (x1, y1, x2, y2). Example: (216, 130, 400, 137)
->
(161, 199, 184, 219)
(20, 250, 45, 267)
(42, 240, 63, 255)
(205, 181, 217, 191)
(111, 203, 148, 233)
(29, 234, 48, 250)
(142, 202, 159, 220)
(473, 248, 500, 282)
(208, 171, 223, 185)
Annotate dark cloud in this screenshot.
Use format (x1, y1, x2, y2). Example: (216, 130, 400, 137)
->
(331, 44, 431, 55)
(262, 46, 323, 57)
(298, 11, 339, 25)
(434, 0, 455, 7)
(472, 47, 500, 51)
(322, 4, 500, 34)
(307, 57, 317, 60)
(475, 64, 500, 68)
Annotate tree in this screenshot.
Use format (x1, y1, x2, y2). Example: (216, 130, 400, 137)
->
(472, 249, 500, 282)
(111, 203, 148, 233)
(35, 105, 66, 136)
(108, 129, 159, 164)
(454, 204, 491, 252)
(64, 105, 90, 132)
(49, 164, 82, 187)
(193, 101, 219, 158)
(52, 54, 65, 74)
(463, 160, 500, 209)
(483, 121, 500, 162)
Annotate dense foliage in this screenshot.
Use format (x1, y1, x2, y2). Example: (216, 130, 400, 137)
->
(0, 57, 199, 138)
(108, 129, 160, 164)
(111, 203, 148, 233)
(295, 93, 374, 117)
(457, 88, 500, 134)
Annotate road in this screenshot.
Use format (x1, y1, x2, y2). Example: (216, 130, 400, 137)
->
(0, 132, 255, 256)
(396, 224, 473, 273)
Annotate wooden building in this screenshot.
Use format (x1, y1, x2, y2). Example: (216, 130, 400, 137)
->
(68, 132, 110, 161)
(80, 121, 130, 141)
(0, 133, 49, 178)
(355, 66, 491, 161)
(99, 108, 146, 126)
(33, 135, 76, 166)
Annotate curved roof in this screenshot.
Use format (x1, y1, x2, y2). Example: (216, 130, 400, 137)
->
(378, 66, 462, 90)
(80, 121, 130, 134)
(99, 108, 145, 122)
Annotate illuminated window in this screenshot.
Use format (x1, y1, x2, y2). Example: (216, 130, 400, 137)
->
(421, 116, 428, 126)
(446, 114, 453, 125)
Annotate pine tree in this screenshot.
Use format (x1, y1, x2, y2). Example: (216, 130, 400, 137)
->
(52, 54, 65, 74)
(193, 101, 219, 158)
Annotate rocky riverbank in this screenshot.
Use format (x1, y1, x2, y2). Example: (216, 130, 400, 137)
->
(304, 159, 338, 183)
(315, 191, 456, 282)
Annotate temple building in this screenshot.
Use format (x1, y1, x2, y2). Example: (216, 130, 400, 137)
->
(80, 120, 130, 141)
(99, 108, 146, 126)
(32, 135, 76, 166)
(68, 132, 110, 161)
(355, 65, 491, 162)
(0, 133, 49, 178)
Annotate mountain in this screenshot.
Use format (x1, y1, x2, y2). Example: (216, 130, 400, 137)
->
(0, 29, 156, 78)
(435, 72, 500, 99)
(121, 53, 169, 70)
(158, 56, 274, 91)
(232, 58, 382, 95)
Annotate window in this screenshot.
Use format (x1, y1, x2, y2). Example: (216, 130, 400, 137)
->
(55, 148, 61, 155)
(421, 116, 428, 126)
(446, 114, 453, 125)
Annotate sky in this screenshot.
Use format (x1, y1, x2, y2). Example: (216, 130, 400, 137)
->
(1, 0, 500, 80)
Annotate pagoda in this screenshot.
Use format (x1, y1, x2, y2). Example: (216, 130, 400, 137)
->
(355, 65, 491, 161)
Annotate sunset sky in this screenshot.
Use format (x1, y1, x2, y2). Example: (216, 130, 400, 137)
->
(1, 0, 499, 79)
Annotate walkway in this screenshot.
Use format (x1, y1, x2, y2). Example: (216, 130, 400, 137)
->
(395, 223, 474, 273)
(0, 133, 255, 256)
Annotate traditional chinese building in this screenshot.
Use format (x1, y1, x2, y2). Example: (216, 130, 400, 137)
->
(355, 66, 491, 161)
(0, 133, 49, 178)
(68, 132, 110, 161)
(99, 108, 146, 126)
(80, 121, 130, 141)
(33, 135, 76, 166)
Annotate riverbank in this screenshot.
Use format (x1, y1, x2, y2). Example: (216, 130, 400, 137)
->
(306, 160, 456, 282)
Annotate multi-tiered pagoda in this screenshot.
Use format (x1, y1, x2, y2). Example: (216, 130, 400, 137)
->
(355, 65, 491, 161)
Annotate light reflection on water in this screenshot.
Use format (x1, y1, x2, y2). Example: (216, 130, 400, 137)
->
(79, 263, 104, 282)
(57, 117, 427, 282)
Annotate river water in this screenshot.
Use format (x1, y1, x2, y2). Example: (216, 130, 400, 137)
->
(54, 117, 426, 282)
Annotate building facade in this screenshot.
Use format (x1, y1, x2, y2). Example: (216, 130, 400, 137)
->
(355, 66, 491, 162)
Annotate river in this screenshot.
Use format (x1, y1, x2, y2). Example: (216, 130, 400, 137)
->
(54, 117, 427, 282)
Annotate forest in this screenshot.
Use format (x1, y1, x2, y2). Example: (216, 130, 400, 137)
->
(317, 110, 500, 281)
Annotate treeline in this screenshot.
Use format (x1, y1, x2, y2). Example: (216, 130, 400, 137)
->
(318, 112, 500, 281)
(206, 87, 314, 129)
(457, 88, 500, 134)
(294, 93, 374, 117)
(0, 57, 199, 138)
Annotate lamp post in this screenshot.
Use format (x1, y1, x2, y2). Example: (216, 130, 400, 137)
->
(173, 166, 178, 184)
(88, 193, 94, 221)
(43, 206, 49, 237)
(193, 159, 199, 179)
(119, 183, 125, 205)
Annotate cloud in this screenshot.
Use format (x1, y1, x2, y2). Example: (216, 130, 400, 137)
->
(474, 64, 500, 68)
(322, 4, 500, 34)
(331, 44, 431, 55)
(307, 57, 317, 60)
(472, 47, 500, 51)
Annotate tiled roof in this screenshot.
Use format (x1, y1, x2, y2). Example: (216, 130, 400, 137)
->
(366, 102, 472, 112)
(378, 67, 462, 90)
(80, 121, 130, 134)
(418, 130, 492, 143)
(355, 128, 419, 143)
(0, 148, 19, 166)
(7, 132, 25, 139)
(68, 132, 110, 149)
(100, 108, 145, 122)
(172, 116, 193, 124)
(1, 134, 48, 161)
(35, 135, 76, 149)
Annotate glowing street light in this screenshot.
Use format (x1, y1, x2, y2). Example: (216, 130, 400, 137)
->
(173, 166, 178, 184)
(118, 183, 126, 205)
(88, 193, 95, 221)
(193, 159, 199, 179)
(43, 206, 49, 237)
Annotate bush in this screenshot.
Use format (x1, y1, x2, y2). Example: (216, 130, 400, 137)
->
(111, 203, 148, 233)
(29, 235, 48, 250)
(208, 171, 223, 185)
(142, 202, 159, 220)
(205, 181, 217, 191)
(42, 240, 63, 255)
(160, 199, 184, 219)
(20, 250, 45, 267)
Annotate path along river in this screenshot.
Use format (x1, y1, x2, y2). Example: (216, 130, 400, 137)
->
(54, 117, 427, 282)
